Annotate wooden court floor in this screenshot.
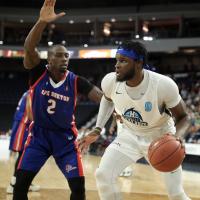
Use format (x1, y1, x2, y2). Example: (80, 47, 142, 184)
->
(0, 154, 200, 200)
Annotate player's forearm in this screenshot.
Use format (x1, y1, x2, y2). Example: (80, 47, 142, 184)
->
(24, 20, 47, 52)
(88, 86, 103, 103)
(175, 115, 191, 139)
(95, 96, 115, 130)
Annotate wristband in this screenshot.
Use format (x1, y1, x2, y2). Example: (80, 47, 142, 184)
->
(94, 127, 102, 135)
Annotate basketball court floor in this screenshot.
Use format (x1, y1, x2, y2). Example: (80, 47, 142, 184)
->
(0, 152, 200, 200)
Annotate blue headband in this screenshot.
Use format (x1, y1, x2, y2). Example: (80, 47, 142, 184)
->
(116, 48, 144, 61)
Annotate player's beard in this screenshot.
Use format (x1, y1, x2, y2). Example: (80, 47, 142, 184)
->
(116, 67, 135, 82)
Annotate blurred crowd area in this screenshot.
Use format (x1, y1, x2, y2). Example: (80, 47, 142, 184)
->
(177, 76, 200, 144)
(2, 16, 200, 47)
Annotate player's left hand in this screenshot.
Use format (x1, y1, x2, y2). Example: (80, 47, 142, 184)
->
(77, 130, 100, 153)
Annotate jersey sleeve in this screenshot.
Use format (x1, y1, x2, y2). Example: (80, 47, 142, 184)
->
(101, 72, 116, 99)
(158, 76, 182, 108)
(77, 76, 94, 96)
(29, 60, 46, 86)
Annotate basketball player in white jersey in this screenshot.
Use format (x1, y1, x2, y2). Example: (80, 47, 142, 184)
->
(78, 41, 191, 200)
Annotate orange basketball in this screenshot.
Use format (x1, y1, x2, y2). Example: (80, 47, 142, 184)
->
(148, 134, 185, 172)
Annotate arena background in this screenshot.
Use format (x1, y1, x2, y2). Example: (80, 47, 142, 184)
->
(0, 0, 200, 199)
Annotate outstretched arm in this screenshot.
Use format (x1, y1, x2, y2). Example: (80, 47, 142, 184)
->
(78, 73, 115, 152)
(23, 0, 66, 69)
(78, 95, 114, 152)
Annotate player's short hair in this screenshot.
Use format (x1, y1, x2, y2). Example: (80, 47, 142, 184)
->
(47, 44, 64, 58)
(118, 40, 148, 66)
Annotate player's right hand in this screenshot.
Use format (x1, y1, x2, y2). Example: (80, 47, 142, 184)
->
(77, 130, 100, 153)
(39, 0, 66, 23)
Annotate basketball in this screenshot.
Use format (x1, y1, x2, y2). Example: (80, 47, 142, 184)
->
(148, 134, 185, 172)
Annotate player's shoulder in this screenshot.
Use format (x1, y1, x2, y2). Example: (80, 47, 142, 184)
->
(102, 72, 116, 84)
(148, 70, 176, 84)
(101, 72, 116, 93)
(148, 70, 179, 95)
(101, 72, 116, 88)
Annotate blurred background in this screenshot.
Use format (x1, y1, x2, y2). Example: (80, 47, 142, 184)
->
(0, 0, 200, 169)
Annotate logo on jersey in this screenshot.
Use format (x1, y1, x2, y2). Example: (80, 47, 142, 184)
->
(66, 164, 77, 173)
(41, 90, 70, 102)
(122, 108, 148, 126)
(145, 101, 152, 112)
(67, 135, 73, 140)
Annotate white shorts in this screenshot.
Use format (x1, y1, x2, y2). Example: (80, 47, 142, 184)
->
(110, 124, 174, 162)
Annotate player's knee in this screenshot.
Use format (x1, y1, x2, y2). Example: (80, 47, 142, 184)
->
(95, 168, 105, 181)
(95, 167, 111, 183)
(95, 168, 112, 194)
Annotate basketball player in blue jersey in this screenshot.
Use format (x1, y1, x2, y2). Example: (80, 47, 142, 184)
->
(7, 91, 40, 194)
(13, 0, 102, 200)
(79, 40, 192, 200)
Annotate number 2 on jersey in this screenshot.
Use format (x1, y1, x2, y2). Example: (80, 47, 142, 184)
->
(47, 99, 56, 114)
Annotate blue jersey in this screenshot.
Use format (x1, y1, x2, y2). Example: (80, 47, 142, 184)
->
(14, 92, 28, 121)
(30, 70, 77, 130)
(9, 91, 30, 152)
(18, 69, 89, 178)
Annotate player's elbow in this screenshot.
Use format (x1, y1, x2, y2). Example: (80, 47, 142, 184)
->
(23, 50, 40, 70)
(179, 113, 192, 128)
(88, 87, 103, 103)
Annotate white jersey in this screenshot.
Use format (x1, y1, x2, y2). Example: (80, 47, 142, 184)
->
(102, 70, 182, 136)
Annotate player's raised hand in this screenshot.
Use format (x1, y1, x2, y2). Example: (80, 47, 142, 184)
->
(39, 0, 66, 23)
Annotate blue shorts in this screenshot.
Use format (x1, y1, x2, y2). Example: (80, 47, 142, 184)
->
(9, 120, 29, 152)
(18, 125, 84, 179)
